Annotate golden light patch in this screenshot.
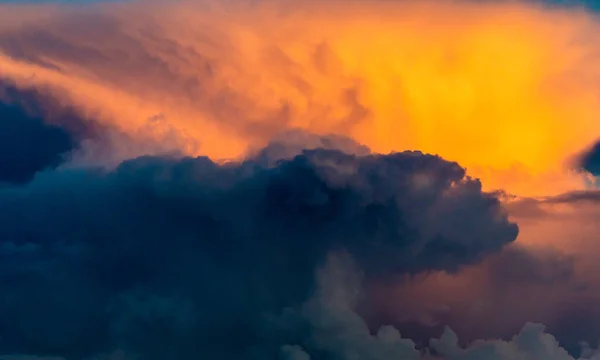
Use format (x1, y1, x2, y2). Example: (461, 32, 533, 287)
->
(1, 0, 599, 196)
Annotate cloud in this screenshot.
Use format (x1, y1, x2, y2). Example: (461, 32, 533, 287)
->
(2, 1, 600, 359)
(1, 252, 598, 360)
(0, 77, 204, 175)
(361, 244, 583, 347)
(430, 323, 589, 360)
(356, 189, 600, 358)
(0, 135, 517, 358)
(576, 141, 600, 177)
(268, 252, 600, 360)
(0, 81, 86, 184)
(1, 0, 600, 195)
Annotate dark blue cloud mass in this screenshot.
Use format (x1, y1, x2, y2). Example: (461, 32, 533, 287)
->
(0, 82, 98, 184)
(578, 140, 600, 176)
(0, 130, 518, 358)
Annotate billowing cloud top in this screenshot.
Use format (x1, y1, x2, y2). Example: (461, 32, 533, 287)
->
(0, 131, 518, 357)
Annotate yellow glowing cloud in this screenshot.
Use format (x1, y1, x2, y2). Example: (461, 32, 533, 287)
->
(1, 0, 599, 196)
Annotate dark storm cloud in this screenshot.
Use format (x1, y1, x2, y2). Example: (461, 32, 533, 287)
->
(577, 140, 600, 176)
(0, 138, 517, 359)
(0, 85, 73, 183)
(0, 81, 99, 184)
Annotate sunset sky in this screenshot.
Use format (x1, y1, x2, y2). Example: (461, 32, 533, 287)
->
(1, 0, 600, 359)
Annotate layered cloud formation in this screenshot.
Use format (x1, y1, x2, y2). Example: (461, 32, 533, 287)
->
(3, 0, 600, 194)
(3, 0, 600, 359)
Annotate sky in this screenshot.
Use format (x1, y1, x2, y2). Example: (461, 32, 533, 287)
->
(3, 0, 600, 359)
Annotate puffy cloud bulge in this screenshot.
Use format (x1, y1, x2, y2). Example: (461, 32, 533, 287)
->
(1, 0, 600, 359)
(0, 132, 519, 358)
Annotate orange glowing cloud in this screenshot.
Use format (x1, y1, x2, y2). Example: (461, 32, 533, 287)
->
(1, 0, 600, 196)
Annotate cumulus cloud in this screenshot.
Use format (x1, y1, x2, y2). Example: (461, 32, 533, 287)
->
(1, 251, 598, 360)
(257, 252, 600, 360)
(0, 132, 518, 359)
(353, 189, 600, 358)
(0, 80, 594, 359)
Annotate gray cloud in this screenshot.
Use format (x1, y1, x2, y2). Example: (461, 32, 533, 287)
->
(0, 133, 517, 359)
